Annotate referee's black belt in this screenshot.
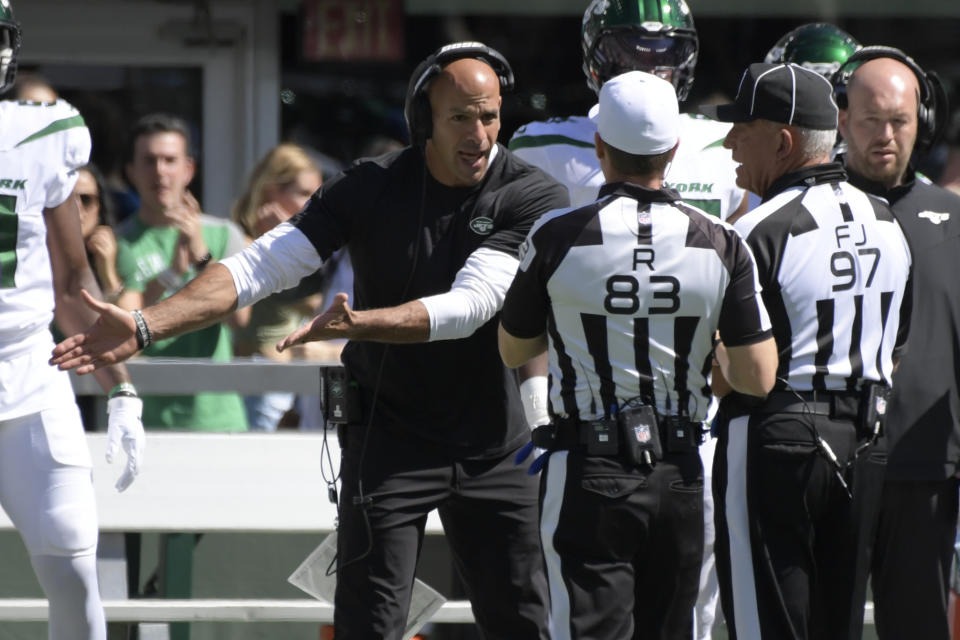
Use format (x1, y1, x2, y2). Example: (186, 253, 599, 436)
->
(533, 414, 701, 454)
(543, 416, 611, 450)
(758, 390, 861, 421)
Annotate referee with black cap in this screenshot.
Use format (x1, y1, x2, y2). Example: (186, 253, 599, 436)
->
(702, 63, 914, 640)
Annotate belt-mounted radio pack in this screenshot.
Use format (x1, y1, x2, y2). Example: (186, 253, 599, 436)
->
(583, 417, 619, 456)
(617, 405, 662, 466)
(322, 366, 361, 424)
(859, 383, 891, 440)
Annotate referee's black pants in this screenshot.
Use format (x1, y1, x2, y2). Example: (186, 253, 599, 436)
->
(713, 409, 879, 640)
(334, 422, 548, 640)
(871, 463, 959, 640)
(539, 448, 704, 640)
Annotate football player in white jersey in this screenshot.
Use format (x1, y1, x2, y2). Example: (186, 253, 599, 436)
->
(509, 0, 746, 220)
(508, 2, 745, 638)
(0, 4, 144, 639)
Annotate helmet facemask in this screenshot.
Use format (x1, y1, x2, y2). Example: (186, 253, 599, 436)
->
(0, 20, 21, 95)
(584, 27, 698, 101)
(581, 0, 699, 102)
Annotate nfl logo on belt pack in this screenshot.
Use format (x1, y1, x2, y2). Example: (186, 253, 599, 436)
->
(634, 424, 651, 443)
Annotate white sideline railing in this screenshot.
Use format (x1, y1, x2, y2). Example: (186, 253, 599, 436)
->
(67, 357, 330, 397)
(0, 599, 478, 623)
(0, 432, 458, 624)
(0, 432, 444, 535)
(0, 358, 466, 626)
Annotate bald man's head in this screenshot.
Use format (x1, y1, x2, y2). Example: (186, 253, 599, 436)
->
(847, 57, 921, 113)
(840, 57, 921, 189)
(424, 57, 503, 187)
(429, 58, 501, 102)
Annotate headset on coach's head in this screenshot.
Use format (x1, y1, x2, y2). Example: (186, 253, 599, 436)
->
(404, 42, 515, 149)
(830, 45, 949, 151)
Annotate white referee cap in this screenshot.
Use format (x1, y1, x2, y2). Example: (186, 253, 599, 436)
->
(589, 70, 680, 156)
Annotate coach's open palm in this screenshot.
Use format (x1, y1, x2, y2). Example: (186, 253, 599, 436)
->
(50, 289, 140, 374)
(277, 292, 354, 352)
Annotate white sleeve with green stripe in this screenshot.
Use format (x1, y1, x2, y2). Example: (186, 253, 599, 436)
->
(508, 115, 605, 208)
(35, 101, 93, 208)
(0, 99, 91, 348)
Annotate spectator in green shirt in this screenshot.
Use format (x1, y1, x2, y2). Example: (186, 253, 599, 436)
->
(115, 113, 249, 431)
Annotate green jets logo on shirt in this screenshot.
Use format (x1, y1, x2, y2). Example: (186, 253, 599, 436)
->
(0, 179, 27, 190)
(469, 217, 494, 235)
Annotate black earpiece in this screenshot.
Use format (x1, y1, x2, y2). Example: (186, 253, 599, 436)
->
(831, 45, 947, 151)
(403, 41, 515, 149)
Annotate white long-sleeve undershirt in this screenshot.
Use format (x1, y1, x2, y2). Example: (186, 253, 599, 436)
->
(221, 223, 519, 342)
(220, 223, 323, 309)
(420, 247, 520, 341)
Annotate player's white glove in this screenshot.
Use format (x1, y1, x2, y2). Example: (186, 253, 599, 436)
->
(106, 393, 145, 492)
(515, 376, 550, 474)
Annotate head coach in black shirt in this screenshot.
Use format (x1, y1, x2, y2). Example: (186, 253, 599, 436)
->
(701, 62, 913, 640)
(51, 42, 569, 639)
(834, 46, 960, 640)
(499, 70, 777, 640)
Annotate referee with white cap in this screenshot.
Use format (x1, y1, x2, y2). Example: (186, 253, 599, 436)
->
(498, 70, 778, 640)
(702, 62, 914, 640)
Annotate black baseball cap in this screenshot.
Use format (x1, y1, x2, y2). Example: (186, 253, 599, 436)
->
(699, 62, 838, 130)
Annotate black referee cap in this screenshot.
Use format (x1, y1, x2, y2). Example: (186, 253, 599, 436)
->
(700, 62, 838, 130)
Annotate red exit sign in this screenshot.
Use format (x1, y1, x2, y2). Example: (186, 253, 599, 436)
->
(303, 0, 404, 61)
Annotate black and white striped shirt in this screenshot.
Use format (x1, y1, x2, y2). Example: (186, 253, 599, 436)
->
(501, 182, 772, 423)
(734, 163, 913, 392)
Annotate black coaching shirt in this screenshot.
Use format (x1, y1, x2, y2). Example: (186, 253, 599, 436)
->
(734, 163, 913, 393)
(847, 166, 960, 480)
(500, 182, 771, 423)
(291, 144, 569, 455)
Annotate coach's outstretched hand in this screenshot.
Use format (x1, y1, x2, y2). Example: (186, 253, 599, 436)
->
(50, 289, 139, 374)
(277, 292, 355, 352)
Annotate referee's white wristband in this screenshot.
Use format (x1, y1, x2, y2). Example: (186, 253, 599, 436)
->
(519, 376, 550, 429)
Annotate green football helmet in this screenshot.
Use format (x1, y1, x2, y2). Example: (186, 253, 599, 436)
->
(764, 23, 860, 78)
(0, 0, 21, 95)
(581, 0, 698, 101)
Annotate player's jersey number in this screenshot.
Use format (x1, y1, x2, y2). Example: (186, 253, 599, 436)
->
(0, 195, 18, 289)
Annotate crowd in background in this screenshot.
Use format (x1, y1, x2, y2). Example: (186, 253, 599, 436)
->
(12, 72, 403, 432)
